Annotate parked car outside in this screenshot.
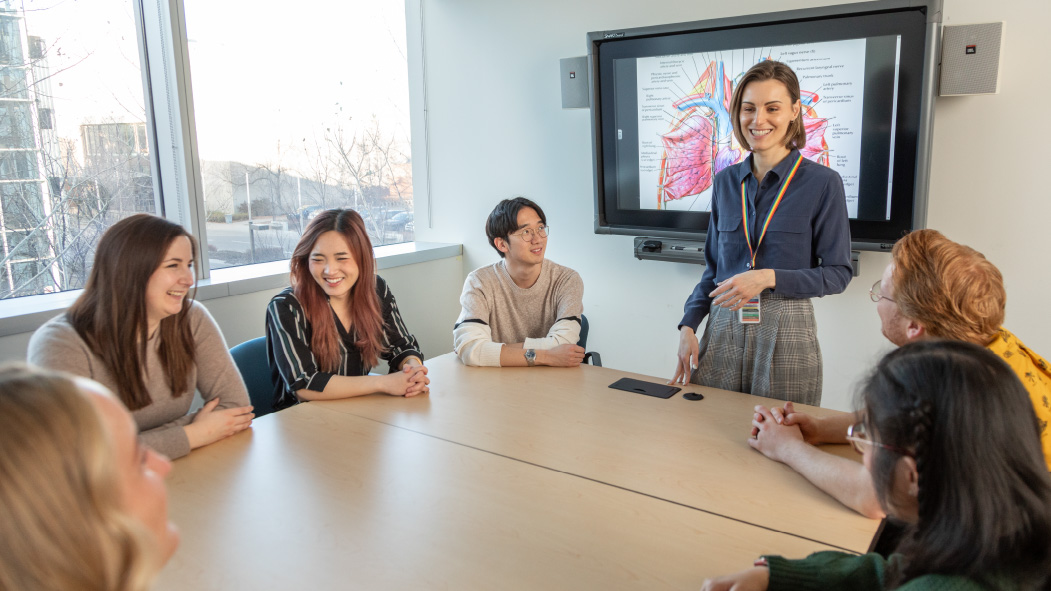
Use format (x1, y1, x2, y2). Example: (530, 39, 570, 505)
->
(388, 211, 413, 230)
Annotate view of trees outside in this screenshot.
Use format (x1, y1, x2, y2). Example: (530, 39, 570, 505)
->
(0, 0, 414, 298)
(184, 0, 414, 268)
(0, 0, 156, 299)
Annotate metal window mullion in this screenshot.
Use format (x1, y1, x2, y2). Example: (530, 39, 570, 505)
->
(135, 0, 210, 279)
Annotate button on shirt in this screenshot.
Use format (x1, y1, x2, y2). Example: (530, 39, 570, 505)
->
(680, 149, 852, 330)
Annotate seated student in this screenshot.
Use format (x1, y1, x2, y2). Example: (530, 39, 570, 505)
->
(267, 209, 428, 410)
(0, 365, 178, 591)
(749, 229, 1051, 518)
(28, 214, 253, 459)
(704, 341, 1051, 591)
(454, 197, 586, 367)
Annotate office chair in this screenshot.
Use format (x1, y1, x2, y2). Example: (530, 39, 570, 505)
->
(578, 314, 602, 366)
(229, 336, 277, 418)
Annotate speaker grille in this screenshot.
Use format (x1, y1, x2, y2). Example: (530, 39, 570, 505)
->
(940, 23, 1003, 96)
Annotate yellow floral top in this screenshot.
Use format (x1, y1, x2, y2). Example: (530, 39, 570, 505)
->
(987, 327, 1051, 471)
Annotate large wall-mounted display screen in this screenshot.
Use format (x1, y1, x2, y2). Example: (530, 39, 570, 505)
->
(589, 0, 941, 251)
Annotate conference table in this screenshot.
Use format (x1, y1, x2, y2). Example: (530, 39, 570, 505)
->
(156, 354, 879, 590)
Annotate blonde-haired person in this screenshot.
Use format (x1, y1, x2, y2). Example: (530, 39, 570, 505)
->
(28, 214, 253, 459)
(671, 60, 852, 405)
(749, 229, 1051, 519)
(0, 365, 178, 591)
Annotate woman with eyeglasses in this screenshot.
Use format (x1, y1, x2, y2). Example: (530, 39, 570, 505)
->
(702, 340, 1051, 591)
(670, 60, 852, 405)
(28, 214, 253, 459)
(266, 208, 428, 411)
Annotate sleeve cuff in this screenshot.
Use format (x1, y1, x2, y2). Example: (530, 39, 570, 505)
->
(302, 372, 336, 395)
(388, 350, 424, 372)
(523, 337, 557, 350)
(479, 341, 504, 367)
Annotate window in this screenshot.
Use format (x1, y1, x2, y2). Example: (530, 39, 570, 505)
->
(0, 0, 155, 299)
(183, 0, 415, 270)
(0, 0, 422, 300)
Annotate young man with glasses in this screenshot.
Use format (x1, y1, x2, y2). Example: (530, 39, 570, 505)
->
(453, 197, 586, 367)
(748, 229, 1051, 518)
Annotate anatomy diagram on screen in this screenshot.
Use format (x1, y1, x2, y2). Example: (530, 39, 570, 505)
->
(636, 41, 866, 214)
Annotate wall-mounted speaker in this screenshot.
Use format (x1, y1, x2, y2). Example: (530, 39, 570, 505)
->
(560, 56, 589, 109)
(940, 22, 1004, 96)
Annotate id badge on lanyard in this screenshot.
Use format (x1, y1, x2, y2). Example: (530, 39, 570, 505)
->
(738, 154, 803, 325)
(739, 296, 761, 324)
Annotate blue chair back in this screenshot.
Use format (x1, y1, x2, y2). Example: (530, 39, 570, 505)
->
(229, 336, 276, 418)
(577, 315, 589, 349)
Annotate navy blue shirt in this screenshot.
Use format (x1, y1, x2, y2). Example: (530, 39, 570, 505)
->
(680, 149, 852, 330)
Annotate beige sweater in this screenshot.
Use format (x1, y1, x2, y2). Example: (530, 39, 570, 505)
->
(27, 301, 250, 459)
(453, 259, 584, 366)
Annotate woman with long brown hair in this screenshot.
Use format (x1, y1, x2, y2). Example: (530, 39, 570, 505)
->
(266, 208, 428, 410)
(0, 365, 178, 591)
(28, 214, 253, 459)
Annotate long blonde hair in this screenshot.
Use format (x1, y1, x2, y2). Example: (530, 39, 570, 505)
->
(0, 366, 159, 591)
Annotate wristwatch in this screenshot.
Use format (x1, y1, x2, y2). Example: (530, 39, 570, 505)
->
(524, 349, 536, 367)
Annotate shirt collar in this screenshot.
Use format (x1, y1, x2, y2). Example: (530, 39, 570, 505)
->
(737, 148, 803, 185)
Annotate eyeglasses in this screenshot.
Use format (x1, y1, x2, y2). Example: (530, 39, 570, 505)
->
(869, 280, 895, 303)
(509, 224, 549, 241)
(846, 421, 914, 457)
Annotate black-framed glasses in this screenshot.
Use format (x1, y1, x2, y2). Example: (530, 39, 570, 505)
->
(509, 224, 549, 241)
(869, 280, 895, 303)
(846, 421, 914, 457)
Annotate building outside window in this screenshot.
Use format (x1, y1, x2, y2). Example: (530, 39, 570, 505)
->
(0, 0, 416, 299)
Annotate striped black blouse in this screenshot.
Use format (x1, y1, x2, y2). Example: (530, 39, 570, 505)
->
(265, 276, 423, 411)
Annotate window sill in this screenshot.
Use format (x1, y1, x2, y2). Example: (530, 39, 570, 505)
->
(0, 241, 461, 338)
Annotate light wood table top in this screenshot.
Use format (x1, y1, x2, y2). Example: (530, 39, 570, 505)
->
(157, 402, 844, 590)
(316, 353, 879, 553)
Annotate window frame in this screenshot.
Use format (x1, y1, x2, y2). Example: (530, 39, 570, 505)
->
(0, 0, 429, 314)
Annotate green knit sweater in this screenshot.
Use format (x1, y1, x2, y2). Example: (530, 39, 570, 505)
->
(765, 552, 994, 591)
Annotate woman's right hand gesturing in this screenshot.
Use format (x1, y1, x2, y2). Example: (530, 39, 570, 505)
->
(670, 326, 700, 385)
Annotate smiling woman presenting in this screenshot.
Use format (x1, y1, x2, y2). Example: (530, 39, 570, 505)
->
(266, 208, 428, 411)
(28, 214, 254, 459)
(670, 60, 852, 405)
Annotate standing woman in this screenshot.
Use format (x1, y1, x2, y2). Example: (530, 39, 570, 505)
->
(702, 340, 1051, 590)
(671, 60, 852, 404)
(266, 209, 428, 411)
(28, 214, 254, 459)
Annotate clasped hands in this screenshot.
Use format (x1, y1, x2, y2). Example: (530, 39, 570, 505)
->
(390, 361, 429, 397)
(748, 402, 820, 461)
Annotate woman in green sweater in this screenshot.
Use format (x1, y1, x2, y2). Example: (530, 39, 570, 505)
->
(703, 340, 1051, 590)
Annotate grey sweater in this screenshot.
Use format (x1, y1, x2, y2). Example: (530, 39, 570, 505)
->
(27, 301, 250, 459)
(453, 259, 584, 366)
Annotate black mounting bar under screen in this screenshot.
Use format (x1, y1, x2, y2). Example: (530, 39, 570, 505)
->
(588, 0, 942, 252)
(633, 237, 862, 276)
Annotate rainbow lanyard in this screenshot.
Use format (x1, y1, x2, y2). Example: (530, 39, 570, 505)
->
(740, 154, 804, 270)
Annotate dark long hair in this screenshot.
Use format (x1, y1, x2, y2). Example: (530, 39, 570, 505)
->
(67, 214, 198, 411)
(861, 340, 1051, 589)
(289, 209, 383, 370)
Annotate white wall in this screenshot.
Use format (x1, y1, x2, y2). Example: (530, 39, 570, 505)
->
(412, 0, 1051, 411)
(0, 256, 463, 365)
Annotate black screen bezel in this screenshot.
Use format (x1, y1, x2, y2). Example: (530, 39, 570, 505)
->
(590, 5, 931, 248)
